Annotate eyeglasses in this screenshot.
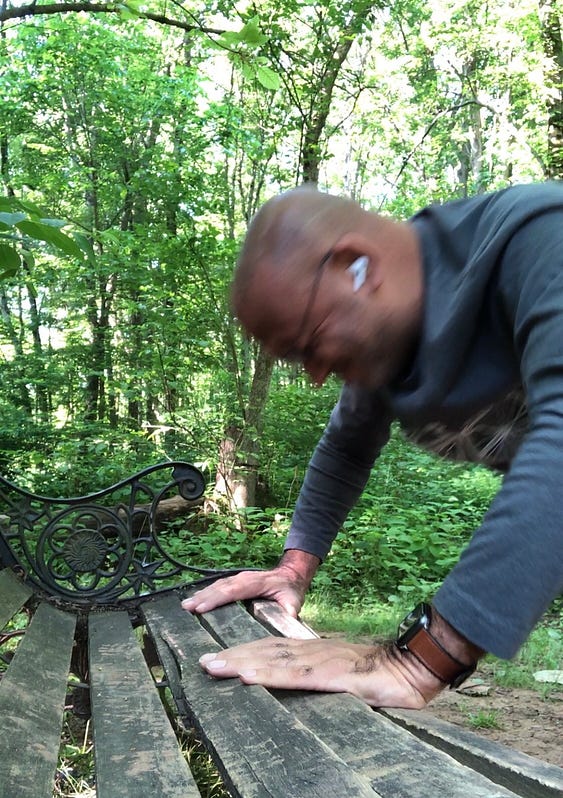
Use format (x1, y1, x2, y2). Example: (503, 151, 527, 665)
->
(280, 249, 369, 363)
(282, 249, 333, 362)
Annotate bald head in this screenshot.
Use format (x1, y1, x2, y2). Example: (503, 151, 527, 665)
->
(232, 186, 365, 323)
(229, 186, 423, 388)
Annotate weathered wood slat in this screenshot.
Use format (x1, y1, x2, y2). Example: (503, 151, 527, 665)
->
(279, 692, 522, 798)
(382, 708, 563, 798)
(0, 567, 33, 628)
(88, 610, 200, 798)
(143, 594, 379, 798)
(251, 599, 319, 640)
(0, 602, 76, 798)
(199, 601, 521, 798)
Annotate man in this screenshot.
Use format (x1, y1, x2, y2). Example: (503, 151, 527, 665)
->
(182, 183, 563, 708)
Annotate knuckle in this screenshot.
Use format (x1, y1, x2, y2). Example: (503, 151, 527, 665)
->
(298, 665, 313, 676)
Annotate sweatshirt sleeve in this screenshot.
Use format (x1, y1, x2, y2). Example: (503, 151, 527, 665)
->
(434, 212, 563, 658)
(284, 384, 393, 560)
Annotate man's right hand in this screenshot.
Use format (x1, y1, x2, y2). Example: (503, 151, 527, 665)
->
(181, 549, 321, 618)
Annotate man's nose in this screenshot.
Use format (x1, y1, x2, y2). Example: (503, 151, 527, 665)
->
(304, 360, 331, 386)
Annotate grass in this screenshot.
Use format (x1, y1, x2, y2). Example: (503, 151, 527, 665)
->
(179, 731, 230, 798)
(301, 594, 403, 642)
(465, 709, 503, 730)
(52, 702, 230, 798)
(54, 718, 95, 798)
(484, 619, 563, 690)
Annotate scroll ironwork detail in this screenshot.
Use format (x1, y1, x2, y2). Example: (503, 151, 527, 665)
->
(0, 462, 219, 605)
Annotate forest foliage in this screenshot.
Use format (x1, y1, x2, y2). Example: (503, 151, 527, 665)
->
(0, 0, 561, 604)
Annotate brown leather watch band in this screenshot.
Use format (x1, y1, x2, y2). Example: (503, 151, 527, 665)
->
(404, 627, 475, 686)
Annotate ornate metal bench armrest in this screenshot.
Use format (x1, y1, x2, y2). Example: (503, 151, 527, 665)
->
(0, 462, 217, 607)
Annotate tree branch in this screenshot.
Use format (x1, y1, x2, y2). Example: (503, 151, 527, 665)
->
(0, 1, 225, 35)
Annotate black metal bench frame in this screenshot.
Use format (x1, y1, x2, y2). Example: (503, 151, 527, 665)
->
(0, 462, 561, 798)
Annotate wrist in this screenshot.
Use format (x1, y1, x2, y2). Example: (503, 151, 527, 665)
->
(429, 606, 484, 666)
(388, 643, 446, 704)
(278, 548, 320, 586)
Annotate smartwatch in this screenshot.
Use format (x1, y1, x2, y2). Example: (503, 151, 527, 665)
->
(396, 602, 476, 689)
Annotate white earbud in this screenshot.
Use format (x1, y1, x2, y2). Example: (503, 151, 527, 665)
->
(347, 255, 369, 292)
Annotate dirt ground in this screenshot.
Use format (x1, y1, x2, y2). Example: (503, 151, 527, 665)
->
(429, 668, 563, 768)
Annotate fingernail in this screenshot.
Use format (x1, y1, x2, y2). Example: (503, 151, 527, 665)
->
(238, 668, 257, 679)
(183, 601, 204, 614)
(199, 653, 218, 664)
(206, 659, 227, 671)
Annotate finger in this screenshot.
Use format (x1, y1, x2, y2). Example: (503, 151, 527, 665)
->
(198, 638, 342, 681)
(181, 579, 241, 612)
(237, 662, 328, 692)
(235, 652, 378, 695)
(197, 640, 277, 673)
(182, 586, 230, 613)
(199, 653, 314, 682)
(199, 637, 354, 665)
(182, 572, 261, 613)
(276, 597, 300, 618)
(198, 640, 300, 678)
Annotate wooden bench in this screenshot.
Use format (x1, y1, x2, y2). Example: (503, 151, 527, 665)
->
(0, 463, 561, 798)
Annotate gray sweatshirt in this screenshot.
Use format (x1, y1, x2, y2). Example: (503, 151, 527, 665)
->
(284, 182, 563, 658)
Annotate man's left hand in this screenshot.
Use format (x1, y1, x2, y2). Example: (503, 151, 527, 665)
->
(198, 636, 446, 708)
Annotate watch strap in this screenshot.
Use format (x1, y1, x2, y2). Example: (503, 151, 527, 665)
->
(402, 628, 476, 687)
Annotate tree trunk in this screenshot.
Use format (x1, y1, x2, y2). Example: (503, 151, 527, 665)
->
(540, 0, 563, 179)
(22, 262, 49, 418)
(0, 287, 32, 413)
(215, 347, 274, 509)
(214, 3, 376, 512)
(457, 57, 485, 195)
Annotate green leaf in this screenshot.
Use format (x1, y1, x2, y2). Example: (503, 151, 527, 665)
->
(0, 197, 43, 216)
(38, 217, 67, 229)
(220, 31, 244, 47)
(73, 232, 96, 264)
(0, 242, 20, 277)
(256, 65, 280, 91)
(119, 8, 138, 20)
(17, 199, 45, 216)
(240, 61, 255, 81)
(124, 0, 142, 12)
(239, 19, 268, 47)
(207, 38, 228, 52)
(15, 220, 83, 258)
(0, 212, 27, 226)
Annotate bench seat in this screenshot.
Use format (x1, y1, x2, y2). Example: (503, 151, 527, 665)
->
(0, 463, 561, 798)
(1, 567, 562, 798)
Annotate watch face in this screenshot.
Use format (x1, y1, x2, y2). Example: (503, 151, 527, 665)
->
(397, 602, 431, 644)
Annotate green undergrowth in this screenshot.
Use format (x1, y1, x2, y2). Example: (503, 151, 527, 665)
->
(179, 730, 230, 798)
(301, 595, 403, 641)
(485, 612, 563, 690)
(168, 426, 503, 612)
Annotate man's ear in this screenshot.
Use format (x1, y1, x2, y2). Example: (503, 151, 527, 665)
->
(331, 232, 382, 291)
